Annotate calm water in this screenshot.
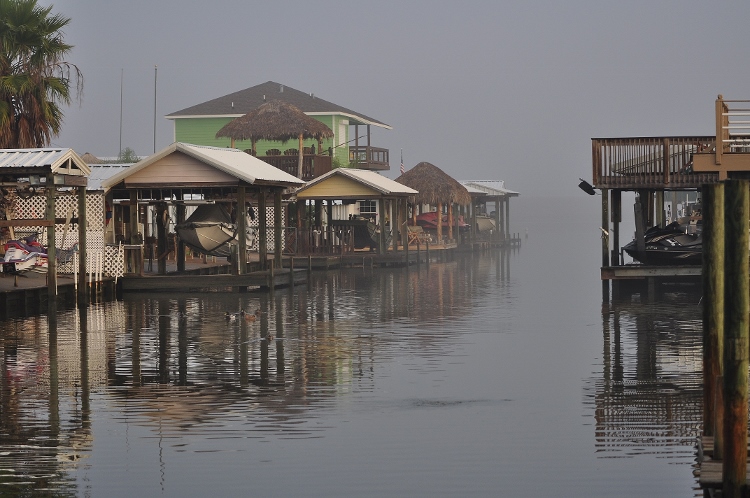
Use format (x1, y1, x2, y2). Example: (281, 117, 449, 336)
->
(0, 196, 705, 497)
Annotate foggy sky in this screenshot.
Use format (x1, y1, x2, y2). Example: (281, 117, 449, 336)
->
(47, 0, 750, 197)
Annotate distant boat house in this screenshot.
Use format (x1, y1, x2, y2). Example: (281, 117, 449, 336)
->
(295, 168, 417, 254)
(166, 81, 392, 177)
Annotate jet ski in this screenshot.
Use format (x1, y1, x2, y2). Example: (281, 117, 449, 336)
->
(1, 234, 49, 274)
(623, 221, 702, 266)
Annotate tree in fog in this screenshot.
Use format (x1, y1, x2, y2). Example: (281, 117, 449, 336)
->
(0, 0, 82, 148)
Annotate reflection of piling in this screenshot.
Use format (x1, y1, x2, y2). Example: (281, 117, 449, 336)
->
(722, 180, 748, 497)
(703, 183, 724, 442)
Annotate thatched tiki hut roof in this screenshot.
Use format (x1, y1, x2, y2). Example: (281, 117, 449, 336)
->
(396, 161, 471, 242)
(215, 100, 334, 178)
(396, 161, 471, 206)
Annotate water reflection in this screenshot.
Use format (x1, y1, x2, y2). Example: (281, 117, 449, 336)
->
(585, 291, 703, 463)
(0, 249, 513, 495)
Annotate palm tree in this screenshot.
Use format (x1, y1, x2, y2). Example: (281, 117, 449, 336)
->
(0, 0, 82, 148)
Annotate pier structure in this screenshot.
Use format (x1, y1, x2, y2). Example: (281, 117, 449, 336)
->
(593, 95, 750, 301)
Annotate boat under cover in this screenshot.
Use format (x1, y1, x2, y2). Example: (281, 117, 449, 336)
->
(175, 204, 254, 258)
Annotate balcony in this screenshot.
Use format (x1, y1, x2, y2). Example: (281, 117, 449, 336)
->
(349, 146, 389, 171)
(592, 136, 718, 190)
(256, 154, 332, 182)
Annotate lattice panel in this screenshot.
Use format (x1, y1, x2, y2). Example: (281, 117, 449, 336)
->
(247, 205, 287, 252)
(12, 192, 116, 276)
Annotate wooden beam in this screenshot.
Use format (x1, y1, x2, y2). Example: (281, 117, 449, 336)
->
(0, 219, 54, 227)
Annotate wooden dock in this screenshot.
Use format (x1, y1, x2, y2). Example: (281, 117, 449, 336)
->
(120, 268, 307, 291)
(696, 436, 750, 491)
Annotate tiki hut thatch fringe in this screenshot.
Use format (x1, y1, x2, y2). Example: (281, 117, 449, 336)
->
(396, 161, 471, 241)
(215, 100, 334, 177)
(80, 152, 103, 164)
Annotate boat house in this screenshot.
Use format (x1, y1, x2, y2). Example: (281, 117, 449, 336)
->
(102, 142, 304, 276)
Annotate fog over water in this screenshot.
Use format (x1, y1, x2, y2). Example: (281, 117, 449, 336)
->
(0, 196, 705, 497)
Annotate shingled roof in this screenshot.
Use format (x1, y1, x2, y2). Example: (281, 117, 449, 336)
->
(167, 81, 391, 129)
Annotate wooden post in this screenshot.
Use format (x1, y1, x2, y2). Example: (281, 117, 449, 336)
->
(611, 190, 621, 266)
(176, 202, 186, 272)
(274, 189, 282, 269)
(634, 192, 646, 254)
(391, 199, 399, 252)
(129, 190, 138, 244)
(238, 186, 247, 275)
(448, 202, 454, 241)
(504, 197, 510, 243)
(156, 202, 167, 275)
(722, 179, 748, 498)
(495, 198, 502, 243)
(702, 183, 724, 439)
(716, 94, 725, 166)
(379, 198, 386, 255)
(436, 202, 443, 244)
(45, 179, 57, 302)
(601, 188, 610, 300)
(258, 191, 267, 270)
(77, 186, 87, 306)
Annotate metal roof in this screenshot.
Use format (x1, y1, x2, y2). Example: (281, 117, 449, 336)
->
(102, 143, 305, 190)
(0, 148, 90, 176)
(461, 180, 519, 197)
(297, 168, 418, 198)
(87, 163, 133, 191)
(166, 81, 391, 129)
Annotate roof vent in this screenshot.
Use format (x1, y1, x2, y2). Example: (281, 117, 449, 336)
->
(279, 85, 284, 93)
(310, 92, 314, 98)
(231, 102, 234, 108)
(263, 94, 265, 101)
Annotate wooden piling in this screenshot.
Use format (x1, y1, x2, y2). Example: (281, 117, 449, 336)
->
(722, 179, 748, 498)
(702, 183, 724, 439)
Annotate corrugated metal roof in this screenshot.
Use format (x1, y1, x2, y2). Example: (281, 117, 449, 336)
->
(0, 148, 90, 176)
(87, 163, 133, 191)
(461, 180, 519, 197)
(297, 168, 418, 197)
(102, 143, 305, 190)
(166, 81, 391, 129)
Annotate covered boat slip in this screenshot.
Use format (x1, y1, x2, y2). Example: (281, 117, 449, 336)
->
(593, 96, 750, 300)
(102, 143, 304, 284)
(0, 148, 91, 303)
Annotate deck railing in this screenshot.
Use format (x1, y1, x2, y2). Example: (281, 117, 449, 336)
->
(348, 146, 389, 171)
(592, 136, 718, 189)
(257, 154, 332, 181)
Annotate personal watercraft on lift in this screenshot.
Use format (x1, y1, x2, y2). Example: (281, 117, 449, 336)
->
(622, 221, 702, 266)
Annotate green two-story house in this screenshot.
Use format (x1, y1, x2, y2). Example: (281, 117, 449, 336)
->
(166, 81, 391, 180)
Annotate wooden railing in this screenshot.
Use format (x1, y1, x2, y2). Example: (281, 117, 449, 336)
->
(349, 146, 389, 171)
(592, 136, 718, 189)
(258, 154, 332, 181)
